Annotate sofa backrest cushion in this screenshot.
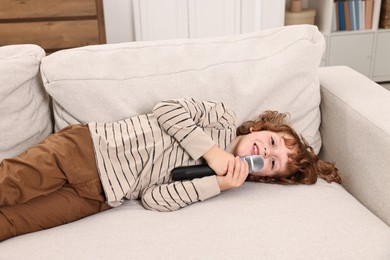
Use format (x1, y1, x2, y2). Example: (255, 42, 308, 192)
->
(0, 44, 52, 161)
(41, 24, 324, 153)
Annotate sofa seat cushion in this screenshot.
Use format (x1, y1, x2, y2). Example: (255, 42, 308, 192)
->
(0, 44, 52, 161)
(41, 24, 324, 153)
(1, 179, 389, 259)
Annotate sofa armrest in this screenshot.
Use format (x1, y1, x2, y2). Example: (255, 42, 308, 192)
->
(318, 66, 390, 226)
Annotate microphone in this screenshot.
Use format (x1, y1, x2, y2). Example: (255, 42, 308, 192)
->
(171, 155, 264, 181)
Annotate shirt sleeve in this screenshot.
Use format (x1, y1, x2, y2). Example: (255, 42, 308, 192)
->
(141, 176, 221, 212)
(152, 98, 237, 160)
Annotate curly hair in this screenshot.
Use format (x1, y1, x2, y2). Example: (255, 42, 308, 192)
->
(236, 111, 341, 185)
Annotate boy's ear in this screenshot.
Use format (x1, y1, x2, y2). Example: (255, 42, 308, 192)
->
(249, 127, 254, 132)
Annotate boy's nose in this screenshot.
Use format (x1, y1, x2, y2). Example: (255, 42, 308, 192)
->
(264, 147, 277, 158)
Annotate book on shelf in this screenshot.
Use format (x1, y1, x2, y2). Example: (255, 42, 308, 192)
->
(332, 0, 375, 32)
(379, 0, 390, 28)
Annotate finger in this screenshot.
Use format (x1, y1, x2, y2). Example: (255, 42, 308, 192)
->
(235, 159, 248, 185)
(240, 160, 249, 182)
(231, 157, 239, 176)
(242, 159, 249, 174)
(233, 156, 243, 180)
(226, 159, 234, 177)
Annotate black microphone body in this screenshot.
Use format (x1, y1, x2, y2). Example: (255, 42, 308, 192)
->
(172, 164, 216, 181)
(171, 155, 264, 181)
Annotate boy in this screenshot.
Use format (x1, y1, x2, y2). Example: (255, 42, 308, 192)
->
(0, 98, 340, 240)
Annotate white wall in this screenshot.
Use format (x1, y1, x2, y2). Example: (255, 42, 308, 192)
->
(103, 0, 288, 43)
(102, 0, 135, 43)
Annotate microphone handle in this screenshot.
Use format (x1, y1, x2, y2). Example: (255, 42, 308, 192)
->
(171, 164, 216, 181)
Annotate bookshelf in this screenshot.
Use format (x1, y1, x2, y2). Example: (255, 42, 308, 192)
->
(297, 0, 390, 82)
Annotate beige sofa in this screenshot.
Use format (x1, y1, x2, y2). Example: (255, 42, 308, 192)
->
(1, 25, 389, 259)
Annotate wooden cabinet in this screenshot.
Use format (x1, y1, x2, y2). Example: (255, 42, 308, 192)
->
(0, 0, 106, 53)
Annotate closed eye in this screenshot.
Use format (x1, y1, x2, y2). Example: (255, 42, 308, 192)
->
(271, 136, 275, 146)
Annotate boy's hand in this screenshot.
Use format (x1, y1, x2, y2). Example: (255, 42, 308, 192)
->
(202, 145, 235, 176)
(216, 156, 249, 191)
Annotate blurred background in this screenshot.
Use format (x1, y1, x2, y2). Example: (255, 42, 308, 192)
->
(1, 0, 389, 89)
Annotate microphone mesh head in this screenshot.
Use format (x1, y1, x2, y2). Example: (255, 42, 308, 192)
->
(242, 155, 264, 173)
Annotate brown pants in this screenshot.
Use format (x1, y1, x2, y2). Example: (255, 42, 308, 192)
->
(0, 125, 109, 241)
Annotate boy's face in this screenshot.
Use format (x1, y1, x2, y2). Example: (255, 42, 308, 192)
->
(234, 130, 297, 177)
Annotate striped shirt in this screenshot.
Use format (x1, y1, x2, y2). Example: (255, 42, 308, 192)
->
(88, 98, 236, 211)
